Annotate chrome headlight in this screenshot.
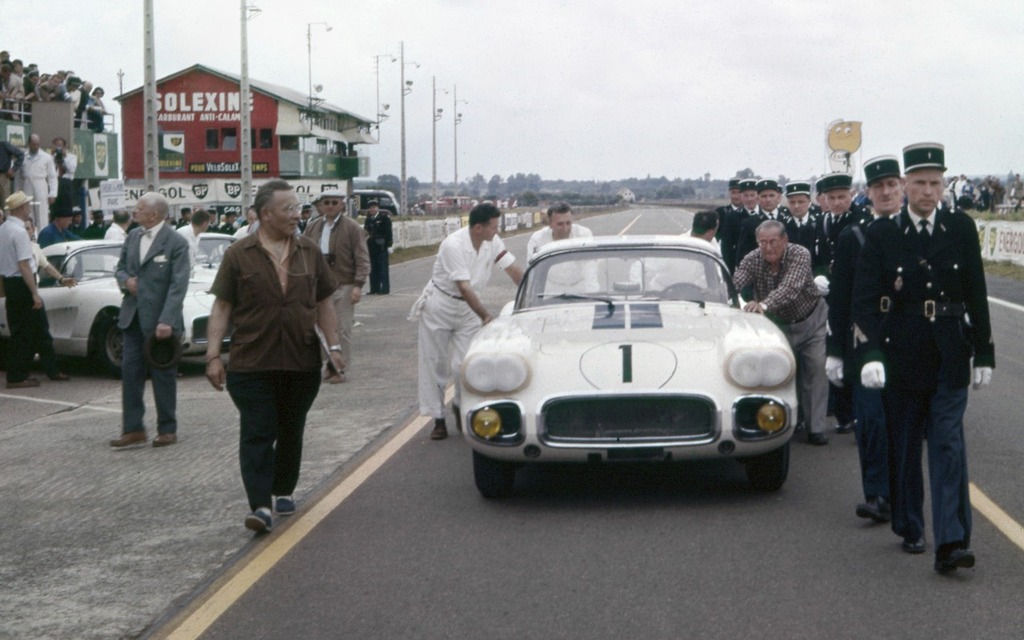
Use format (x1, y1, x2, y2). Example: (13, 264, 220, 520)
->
(726, 349, 794, 389)
(463, 353, 530, 394)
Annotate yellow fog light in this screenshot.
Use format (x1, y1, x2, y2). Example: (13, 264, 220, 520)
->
(756, 403, 785, 433)
(472, 407, 502, 439)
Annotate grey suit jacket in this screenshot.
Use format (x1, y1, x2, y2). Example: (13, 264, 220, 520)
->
(115, 223, 191, 334)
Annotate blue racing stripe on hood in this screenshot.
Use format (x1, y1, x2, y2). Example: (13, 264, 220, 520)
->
(629, 303, 663, 328)
(592, 304, 626, 329)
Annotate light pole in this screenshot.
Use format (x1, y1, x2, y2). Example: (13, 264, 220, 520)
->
(373, 53, 395, 141)
(399, 41, 419, 216)
(240, 2, 261, 213)
(453, 85, 468, 197)
(306, 21, 332, 111)
(431, 76, 446, 213)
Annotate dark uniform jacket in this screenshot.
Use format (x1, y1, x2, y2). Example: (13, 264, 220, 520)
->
(720, 207, 756, 273)
(813, 204, 871, 277)
(363, 211, 393, 253)
(788, 216, 817, 255)
(851, 208, 994, 391)
(826, 214, 877, 379)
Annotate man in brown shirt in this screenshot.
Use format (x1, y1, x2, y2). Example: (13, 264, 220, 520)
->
(733, 219, 829, 445)
(304, 189, 370, 383)
(205, 179, 343, 534)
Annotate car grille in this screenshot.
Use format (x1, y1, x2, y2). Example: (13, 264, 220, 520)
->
(191, 316, 208, 343)
(541, 396, 716, 443)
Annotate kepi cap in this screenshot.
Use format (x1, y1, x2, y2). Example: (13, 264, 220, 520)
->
(727, 178, 741, 189)
(816, 172, 853, 193)
(756, 178, 781, 193)
(902, 142, 946, 173)
(738, 178, 757, 192)
(784, 181, 812, 197)
(863, 155, 902, 185)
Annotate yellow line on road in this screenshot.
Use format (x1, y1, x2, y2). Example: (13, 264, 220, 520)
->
(970, 483, 1024, 553)
(158, 392, 451, 640)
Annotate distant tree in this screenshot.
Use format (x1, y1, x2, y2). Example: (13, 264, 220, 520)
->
(488, 174, 504, 196)
(407, 176, 421, 198)
(376, 174, 400, 193)
(736, 168, 756, 179)
(518, 190, 539, 206)
(469, 173, 487, 196)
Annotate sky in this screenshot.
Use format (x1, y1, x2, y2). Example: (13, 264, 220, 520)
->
(4, 0, 1024, 184)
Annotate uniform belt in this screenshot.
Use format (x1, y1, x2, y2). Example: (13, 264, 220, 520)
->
(883, 298, 965, 318)
(432, 280, 464, 300)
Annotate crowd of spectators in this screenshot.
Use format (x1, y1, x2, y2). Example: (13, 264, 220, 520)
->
(1, 50, 108, 132)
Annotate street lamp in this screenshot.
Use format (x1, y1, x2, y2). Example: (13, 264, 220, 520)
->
(431, 76, 447, 213)
(453, 84, 468, 197)
(399, 41, 419, 217)
(373, 53, 396, 141)
(306, 21, 332, 111)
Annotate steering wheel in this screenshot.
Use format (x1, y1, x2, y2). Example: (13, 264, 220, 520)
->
(659, 282, 705, 300)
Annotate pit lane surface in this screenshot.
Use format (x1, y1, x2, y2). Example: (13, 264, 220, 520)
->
(2, 207, 1021, 639)
(171, 207, 1024, 640)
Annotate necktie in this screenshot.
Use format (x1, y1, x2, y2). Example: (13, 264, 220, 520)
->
(918, 219, 930, 252)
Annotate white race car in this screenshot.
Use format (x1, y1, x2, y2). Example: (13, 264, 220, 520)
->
(0, 236, 230, 377)
(461, 235, 797, 498)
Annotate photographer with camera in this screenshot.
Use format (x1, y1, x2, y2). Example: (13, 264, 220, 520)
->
(49, 137, 78, 226)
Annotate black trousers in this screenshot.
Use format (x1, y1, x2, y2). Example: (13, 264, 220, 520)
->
(4, 277, 59, 383)
(227, 369, 322, 511)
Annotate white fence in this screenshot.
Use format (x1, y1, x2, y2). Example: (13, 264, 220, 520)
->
(979, 220, 1024, 267)
(393, 211, 540, 249)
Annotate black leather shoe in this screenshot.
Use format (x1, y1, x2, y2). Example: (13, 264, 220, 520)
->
(835, 420, 856, 434)
(807, 432, 829, 446)
(430, 419, 448, 440)
(902, 537, 926, 554)
(856, 497, 891, 523)
(935, 548, 975, 574)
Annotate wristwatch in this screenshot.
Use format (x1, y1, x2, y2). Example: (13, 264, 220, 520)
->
(328, 345, 342, 353)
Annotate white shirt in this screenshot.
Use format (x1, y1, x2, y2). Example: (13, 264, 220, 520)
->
(58, 150, 77, 177)
(0, 217, 35, 277)
(18, 150, 58, 199)
(177, 224, 201, 267)
(140, 221, 165, 260)
(104, 224, 128, 242)
(319, 215, 339, 254)
(430, 227, 515, 298)
(526, 223, 592, 261)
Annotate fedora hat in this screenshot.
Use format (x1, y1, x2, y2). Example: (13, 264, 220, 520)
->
(5, 191, 34, 211)
(143, 332, 184, 370)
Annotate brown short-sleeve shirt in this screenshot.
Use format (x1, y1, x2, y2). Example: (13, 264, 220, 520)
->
(211, 233, 337, 372)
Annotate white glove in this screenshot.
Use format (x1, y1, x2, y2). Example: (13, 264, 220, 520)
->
(825, 356, 844, 386)
(861, 361, 885, 389)
(972, 367, 993, 389)
(813, 275, 830, 296)
(387, 247, 394, 254)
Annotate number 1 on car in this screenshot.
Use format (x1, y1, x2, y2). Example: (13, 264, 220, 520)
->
(619, 344, 633, 383)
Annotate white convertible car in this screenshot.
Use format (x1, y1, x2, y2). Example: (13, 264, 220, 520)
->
(0, 234, 232, 377)
(461, 235, 798, 498)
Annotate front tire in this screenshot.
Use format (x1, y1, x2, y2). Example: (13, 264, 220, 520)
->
(90, 311, 123, 379)
(473, 450, 516, 499)
(745, 442, 790, 492)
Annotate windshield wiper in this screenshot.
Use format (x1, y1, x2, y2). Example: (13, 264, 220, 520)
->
(539, 292, 616, 317)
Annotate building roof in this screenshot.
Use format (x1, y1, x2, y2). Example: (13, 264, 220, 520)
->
(116, 63, 374, 126)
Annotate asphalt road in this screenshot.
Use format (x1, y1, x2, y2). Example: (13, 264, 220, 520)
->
(2, 206, 1022, 639)
(185, 208, 1024, 639)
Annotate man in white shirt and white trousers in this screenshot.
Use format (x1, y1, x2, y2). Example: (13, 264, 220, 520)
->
(410, 203, 522, 440)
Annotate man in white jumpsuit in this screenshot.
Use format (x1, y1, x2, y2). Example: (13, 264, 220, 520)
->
(15, 134, 56, 228)
(526, 201, 592, 261)
(412, 203, 522, 440)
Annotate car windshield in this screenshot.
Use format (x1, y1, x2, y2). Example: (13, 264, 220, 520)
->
(55, 246, 122, 281)
(517, 246, 734, 310)
(197, 236, 232, 265)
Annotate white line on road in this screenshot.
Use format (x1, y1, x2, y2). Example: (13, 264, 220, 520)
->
(618, 214, 643, 235)
(0, 393, 122, 413)
(988, 296, 1024, 313)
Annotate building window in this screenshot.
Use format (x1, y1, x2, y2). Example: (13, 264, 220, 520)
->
(279, 136, 299, 151)
(251, 128, 273, 149)
(222, 127, 237, 150)
(206, 129, 219, 150)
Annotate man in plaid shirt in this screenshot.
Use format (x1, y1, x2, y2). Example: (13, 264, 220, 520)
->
(733, 219, 829, 445)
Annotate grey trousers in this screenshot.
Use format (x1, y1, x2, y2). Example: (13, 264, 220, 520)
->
(782, 299, 829, 435)
(121, 319, 178, 435)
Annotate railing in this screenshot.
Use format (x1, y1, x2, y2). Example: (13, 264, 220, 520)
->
(0, 98, 116, 132)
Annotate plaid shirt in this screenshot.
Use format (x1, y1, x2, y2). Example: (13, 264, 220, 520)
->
(733, 243, 820, 324)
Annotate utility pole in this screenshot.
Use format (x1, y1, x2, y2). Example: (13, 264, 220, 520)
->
(142, 0, 158, 191)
